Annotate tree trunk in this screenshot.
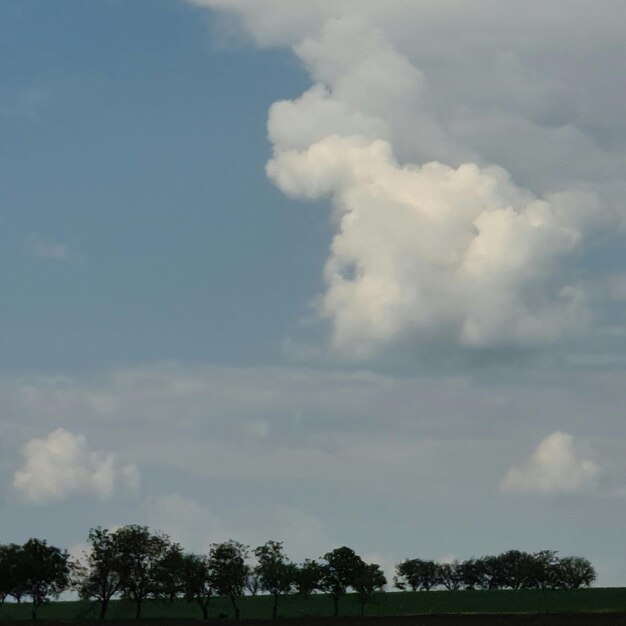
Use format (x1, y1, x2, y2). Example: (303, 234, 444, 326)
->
(333, 594, 339, 617)
(360, 600, 366, 616)
(272, 594, 279, 619)
(136, 598, 143, 620)
(31, 599, 39, 623)
(230, 595, 240, 621)
(99, 598, 109, 620)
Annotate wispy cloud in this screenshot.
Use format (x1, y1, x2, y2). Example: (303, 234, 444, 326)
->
(26, 234, 70, 261)
(1, 87, 52, 121)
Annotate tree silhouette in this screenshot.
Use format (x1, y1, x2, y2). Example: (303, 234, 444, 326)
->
(319, 547, 364, 617)
(114, 525, 174, 619)
(75, 527, 124, 620)
(254, 541, 296, 619)
(180, 553, 213, 620)
(294, 559, 322, 598)
(353, 562, 386, 616)
(395, 559, 438, 591)
(20, 538, 70, 621)
(208, 540, 249, 621)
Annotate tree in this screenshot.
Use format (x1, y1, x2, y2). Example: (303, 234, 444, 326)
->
(495, 550, 533, 590)
(0, 544, 28, 604)
(294, 559, 322, 598)
(114, 525, 174, 619)
(254, 541, 296, 619)
(522, 550, 561, 614)
(208, 540, 249, 621)
(459, 558, 484, 590)
(394, 559, 419, 592)
(75, 528, 124, 619)
(557, 556, 596, 590)
(151, 543, 185, 603)
(180, 554, 213, 620)
(476, 555, 506, 590)
(352, 563, 386, 616)
(20, 538, 70, 621)
(437, 561, 462, 591)
(319, 547, 365, 617)
(244, 572, 260, 596)
(0, 545, 10, 605)
(0, 544, 17, 606)
(394, 559, 438, 591)
(525, 550, 560, 590)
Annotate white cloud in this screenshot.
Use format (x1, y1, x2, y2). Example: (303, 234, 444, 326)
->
(12, 428, 140, 504)
(501, 431, 599, 494)
(26, 234, 69, 261)
(190, 1, 626, 357)
(269, 135, 590, 357)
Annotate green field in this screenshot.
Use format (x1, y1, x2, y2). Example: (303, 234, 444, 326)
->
(2, 588, 626, 621)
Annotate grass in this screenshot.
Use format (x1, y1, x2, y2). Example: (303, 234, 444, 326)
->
(2, 588, 626, 621)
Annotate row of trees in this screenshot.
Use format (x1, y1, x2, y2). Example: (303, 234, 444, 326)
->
(394, 551, 596, 592)
(0, 526, 596, 621)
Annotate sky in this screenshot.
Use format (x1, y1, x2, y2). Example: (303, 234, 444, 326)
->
(2, 0, 626, 586)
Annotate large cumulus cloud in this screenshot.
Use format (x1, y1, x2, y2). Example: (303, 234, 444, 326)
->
(191, 0, 626, 357)
(269, 135, 590, 355)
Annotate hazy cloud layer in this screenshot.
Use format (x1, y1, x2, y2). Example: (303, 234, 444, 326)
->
(140, 493, 331, 563)
(192, 0, 626, 357)
(501, 431, 600, 494)
(2, 362, 625, 497)
(12, 428, 140, 504)
(3, 361, 626, 582)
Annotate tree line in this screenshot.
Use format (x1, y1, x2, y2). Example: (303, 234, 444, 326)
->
(0, 526, 596, 620)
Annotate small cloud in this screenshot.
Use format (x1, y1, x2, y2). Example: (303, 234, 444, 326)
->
(0, 87, 52, 121)
(67, 542, 89, 568)
(607, 273, 626, 301)
(12, 428, 140, 504)
(438, 554, 458, 565)
(501, 431, 599, 495)
(241, 419, 270, 439)
(26, 234, 69, 261)
(17, 88, 52, 119)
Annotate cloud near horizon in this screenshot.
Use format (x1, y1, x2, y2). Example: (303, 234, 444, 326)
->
(501, 431, 600, 495)
(189, 0, 625, 359)
(12, 428, 140, 505)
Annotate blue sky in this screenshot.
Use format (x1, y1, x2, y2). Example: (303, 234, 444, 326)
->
(1, 0, 325, 370)
(3, 0, 626, 588)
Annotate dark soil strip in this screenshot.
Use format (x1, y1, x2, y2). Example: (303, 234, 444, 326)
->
(6, 615, 626, 626)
